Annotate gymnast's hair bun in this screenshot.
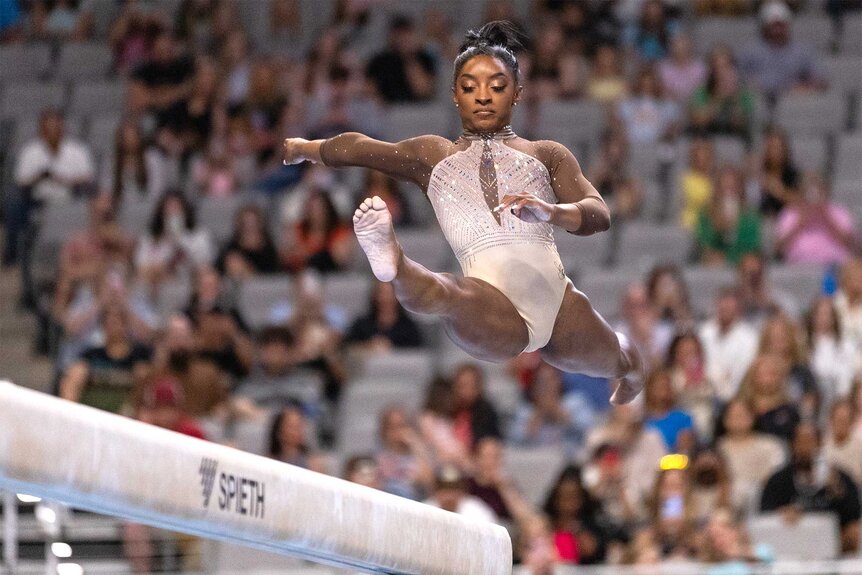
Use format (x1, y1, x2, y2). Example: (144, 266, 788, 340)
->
(459, 21, 522, 54)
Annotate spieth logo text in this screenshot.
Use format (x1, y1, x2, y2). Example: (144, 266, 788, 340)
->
(199, 458, 266, 519)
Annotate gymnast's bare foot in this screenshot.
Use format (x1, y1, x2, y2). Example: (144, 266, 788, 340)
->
(610, 332, 644, 405)
(353, 196, 401, 282)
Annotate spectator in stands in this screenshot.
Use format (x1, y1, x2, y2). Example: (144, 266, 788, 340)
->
(280, 191, 354, 274)
(776, 173, 857, 266)
(836, 257, 862, 354)
(738, 353, 800, 442)
(699, 287, 759, 402)
(689, 448, 733, 523)
(807, 297, 858, 402)
(268, 400, 328, 473)
(758, 314, 819, 418)
(220, 28, 252, 108)
(587, 44, 628, 103)
(164, 56, 224, 157)
(343, 455, 382, 489)
(586, 404, 668, 518)
(135, 192, 214, 287)
(422, 6, 460, 64)
(689, 46, 754, 140)
(467, 437, 534, 524)
(357, 170, 413, 227)
(623, 0, 679, 62)
(304, 62, 385, 140)
(643, 368, 696, 453)
(666, 332, 714, 441)
(108, 1, 168, 75)
(582, 443, 638, 529)
(658, 34, 706, 103)
(231, 60, 288, 165)
(424, 465, 498, 523)
(0, 0, 23, 42)
(761, 421, 861, 555)
(450, 363, 502, 451)
(516, 514, 558, 575)
(345, 281, 424, 351)
(29, 0, 93, 41)
(824, 400, 862, 487)
(737, 251, 797, 323)
(59, 303, 152, 415)
(543, 465, 612, 564)
(375, 405, 434, 500)
(129, 30, 195, 127)
(527, 22, 589, 100)
(616, 66, 681, 146)
(615, 282, 673, 370)
(679, 138, 714, 231)
(648, 467, 697, 559)
(216, 204, 279, 277)
(646, 265, 695, 331)
(419, 376, 472, 470)
(235, 326, 309, 407)
(696, 165, 761, 265)
(510, 363, 596, 456)
(740, 0, 825, 101)
(588, 131, 642, 222)
(717, 399, 786, 510)
(750, 128, 799, 217)
(698, 508, 758, 565)
(105, 119, 165, 201)
(366, 15, 436, 103)
(14, 109, 95, 207)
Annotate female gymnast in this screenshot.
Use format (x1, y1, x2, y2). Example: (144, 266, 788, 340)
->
(283, 22, 643, 405)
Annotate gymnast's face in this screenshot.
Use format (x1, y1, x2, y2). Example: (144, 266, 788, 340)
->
(453, 55, 521, 134)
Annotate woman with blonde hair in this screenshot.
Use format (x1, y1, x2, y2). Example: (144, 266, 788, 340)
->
(757, 313, 818, 418)
(736, 353, 800, 442)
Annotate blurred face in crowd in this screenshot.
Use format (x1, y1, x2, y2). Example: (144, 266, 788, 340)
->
(195, 266, 222, 306)
(119, 121, 143, 154)
(763, 132, 789, 168)
(642, 0, 665, 27)
(634, 69, 661, 99)
(723, 400, 755, 437)
(690, 139, 713, 173)
(840, 259, 862, 299)
(452, 365, 482, 408)
(738, 252, 765, 291)
(810, 297, 839, 337)
(102, 304, 130, 344)
(380, 406, 412, 451)
(193, 58, 219, 96)
(453, 54, 521, 134)
(622, 284, 652, 322)
(792, 422, 820, 467)
(691, 450, 723, 490)
(224, 30, 249, 65)
(435, 477, 465, 512)
(278, 407, 308, 451)
(761, 316, 796, 359)
(672, 335, 703, 370)
(554, 478, 585, 518)
(534, 24, 564, 61)
(40, 111, 65, 149)
(260, 339, 294, 375)
(830, 402, 854, 443)
(89, 193, 116, 228)
(346, 457, 381, 489)
(669, 34, 693, 63)
(716, 291, 741, 328)
(164, 314, 194, 352)
(645, 370, 674, 412)
(391, 22, 419, 55)
(751, 355, 786, 397)
(593, 45, 620, 77)
(151, 33, 177, 64)
(764, 19, 790, 46)
(237, 207, 267, 248)
(250, 61, 278, 100)
(474, 437, 504, 479)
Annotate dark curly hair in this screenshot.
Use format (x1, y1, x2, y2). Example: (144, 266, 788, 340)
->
(454, 21, 522, 83)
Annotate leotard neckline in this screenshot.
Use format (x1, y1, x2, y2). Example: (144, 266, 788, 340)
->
(458, 125, 517, 141)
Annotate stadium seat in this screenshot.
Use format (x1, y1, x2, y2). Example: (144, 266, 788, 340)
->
(0, 82, 66, 120)
(55, 42, 114, 80)
(9, 114, 85, 152)
(156, 278, 192, 318)
(775, 91, 849, 136)
(692, 17, 758, 56)
(616, 222, 694, 270)
(0, 43, 52, 82)
(237, 275, 295, 330)
(503, 446, 567, 506)
(712, 136, 747, 166)
(790, 134, 829, 174)
(834, 133, 862, 188)
(235, 370, 324, 408)
(382, 103, 457, 142)
(395, 228, 450, 271)
(683, 266, 737, 320)
(362, 350, 435, 383)
(769, 264, 824, 309)
(839, 13, 862, 54)
(554, 226, 611, 275)
(323, 273, 373, 321)
(822, 55, 862, 95)
(535, 100, 606, 155)
(577, 267, 643, 323)
(118, 197, 154, 237)
(69, 80, 127, 117)
(231, 417, 274, 456)
(86, 114, 121, 155)
(747, 512, 840, 560)
(792, 15, 835, 54)
(197, 195, 265, 245)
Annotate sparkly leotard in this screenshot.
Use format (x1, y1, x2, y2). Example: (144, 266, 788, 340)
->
(320, 127, 605, 352)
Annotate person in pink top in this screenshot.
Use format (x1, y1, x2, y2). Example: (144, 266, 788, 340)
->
(776, 173, 856, 265)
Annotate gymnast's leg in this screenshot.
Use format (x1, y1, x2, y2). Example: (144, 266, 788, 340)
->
(353, 196, 529, 362)
(541, 283, 644, 405)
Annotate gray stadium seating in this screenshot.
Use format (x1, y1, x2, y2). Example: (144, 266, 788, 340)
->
(775, 91, 849, 136)
(55, 42, 114, 80)
(396, 228, 450, 271)
(382, 103, 457, 142)
(69, 80, 127, 116)
(834, 132, 862, 189)
(769, 264, 824, 309)
(839, 13, 862, 54)
(747, 512, 839, 560)
(790, 134, 829, 174)
(361, 349, 435, 383)
(577, 267, 643, 323)
(822, 55, 862, 95)
(793, 15, 835, 54)
(238, 275, 295, 330)
(554, 226, 611, 274)
(503, 446, 567, 506)
(616, 222, 694, 269)
(0, 43, 52, 82)
(692, 17, 758, 56)
(0, 82, 66, 120)
(535, 100, 606, 157)
(323, 273, 373, 321)
(156, 278, 192, 318)
(683, 265, 737, 319)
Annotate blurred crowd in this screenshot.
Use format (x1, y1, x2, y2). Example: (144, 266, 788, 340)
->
(2, 0, 862, 573)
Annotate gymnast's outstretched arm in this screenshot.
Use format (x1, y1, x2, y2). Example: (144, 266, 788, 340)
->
(283, 133, 449, 187)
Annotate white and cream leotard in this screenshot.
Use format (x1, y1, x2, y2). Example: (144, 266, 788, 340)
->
(320, 127, 605, 352)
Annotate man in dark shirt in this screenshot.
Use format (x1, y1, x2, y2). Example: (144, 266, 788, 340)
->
(365, 15, 436, 103)
(761, 421, 861, 554)
(129, 30, 195, 127)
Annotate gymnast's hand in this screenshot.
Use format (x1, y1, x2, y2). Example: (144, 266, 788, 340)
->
(282, 138, 322, 165)
(497, 193, 556, 224)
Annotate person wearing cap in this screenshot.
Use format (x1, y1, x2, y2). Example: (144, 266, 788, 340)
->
(423, 465, 498, 524)
(135, 375, 206, 439)
(739, 0, 825, 100)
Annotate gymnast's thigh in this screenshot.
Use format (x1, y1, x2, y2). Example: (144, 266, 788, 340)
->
(541, 282, 621, 376)
(440, 274, 530, 363)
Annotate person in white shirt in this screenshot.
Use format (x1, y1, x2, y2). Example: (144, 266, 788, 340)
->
(824, 400, 862, 487)
(807, 297, 858, 404)
(423, 465, 498, 524)
(14, 109, 95, 205)
(699, 287, 759, 402)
